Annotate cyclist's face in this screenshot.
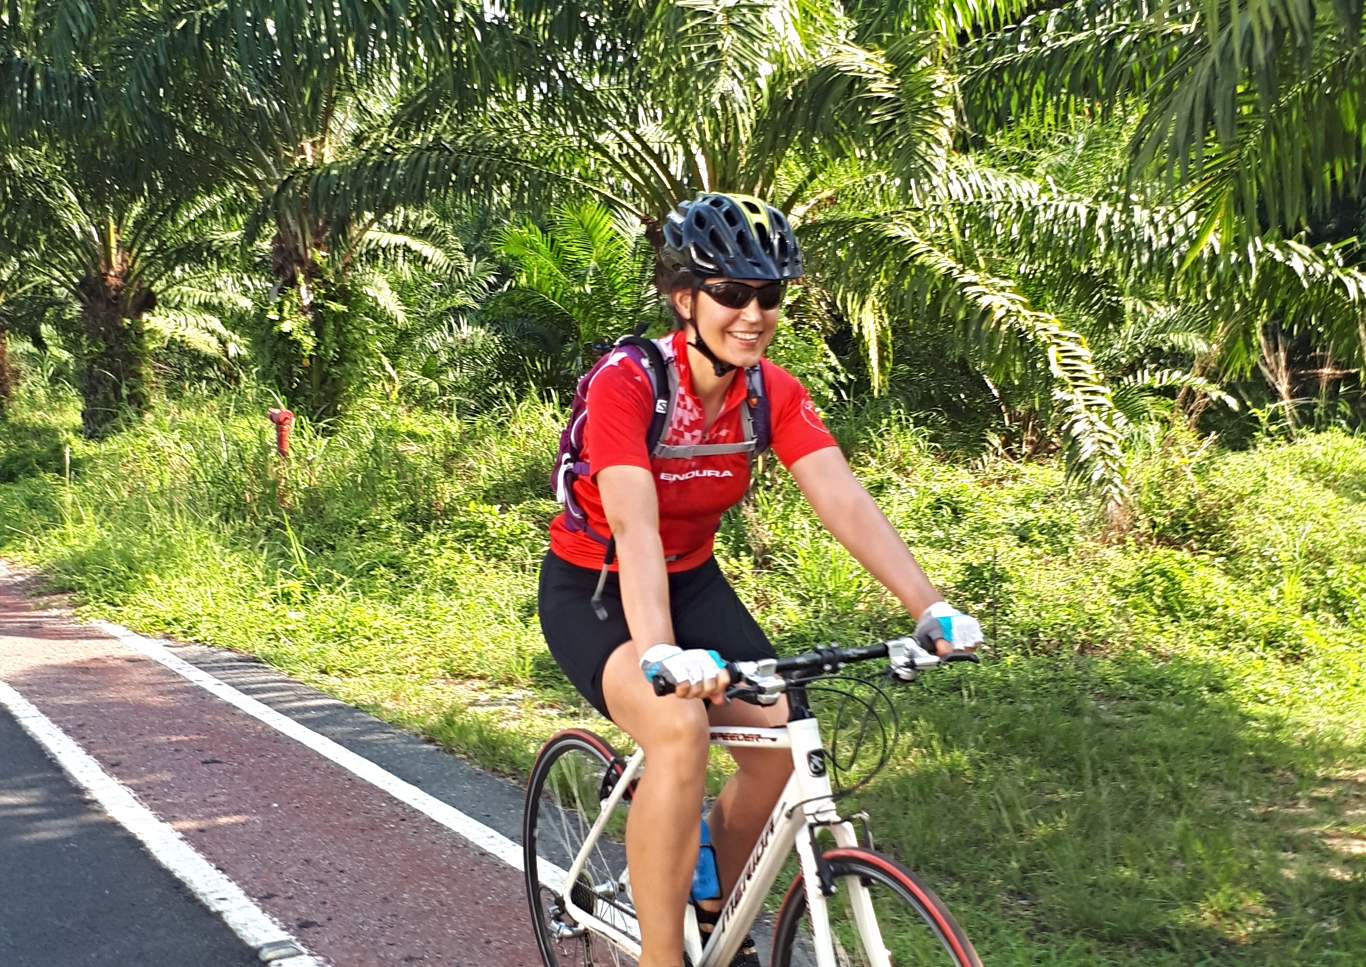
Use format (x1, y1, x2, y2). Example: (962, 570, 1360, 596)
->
(674, 277, 781, 370)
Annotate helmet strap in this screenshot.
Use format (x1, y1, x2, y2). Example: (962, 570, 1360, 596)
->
(686, 279, 736, 377)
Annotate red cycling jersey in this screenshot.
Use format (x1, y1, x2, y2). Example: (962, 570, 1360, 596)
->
(550, 329, 838, 572)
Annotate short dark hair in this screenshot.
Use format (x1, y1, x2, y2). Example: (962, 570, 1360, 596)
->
(654, 263, 698, 330)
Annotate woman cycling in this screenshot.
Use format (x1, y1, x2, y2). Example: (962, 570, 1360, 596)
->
(538, 192, 983, 967)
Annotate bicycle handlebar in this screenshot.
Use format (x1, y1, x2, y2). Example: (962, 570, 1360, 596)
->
(651, 662, 741, 697)
(650, 638, 979, 698)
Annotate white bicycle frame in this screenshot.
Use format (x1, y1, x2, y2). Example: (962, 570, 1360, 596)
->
(553, 715, 891, 967)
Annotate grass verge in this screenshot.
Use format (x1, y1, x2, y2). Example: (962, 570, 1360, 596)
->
(2, 385, 1363, 964)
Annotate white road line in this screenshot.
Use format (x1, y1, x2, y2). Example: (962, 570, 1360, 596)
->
(92, 621, 567, 887)
(0, 681, 321, 967)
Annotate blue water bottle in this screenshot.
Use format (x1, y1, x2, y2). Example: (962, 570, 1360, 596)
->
(691, 815, 721, 902)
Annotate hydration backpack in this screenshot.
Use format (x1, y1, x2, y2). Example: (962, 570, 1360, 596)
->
(552, 334, 771, 618)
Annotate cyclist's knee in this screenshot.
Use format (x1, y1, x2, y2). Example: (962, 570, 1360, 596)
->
(638, 704, 710, 772)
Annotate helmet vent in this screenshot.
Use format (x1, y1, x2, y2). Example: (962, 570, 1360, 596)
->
(692, 212, 707, 229)
(722, 208, 738, 227)
(742, 200, 762, 214)
(754, 223, 772, 254)
(690, 243, 716, 269)
(707, 229, 729, 258)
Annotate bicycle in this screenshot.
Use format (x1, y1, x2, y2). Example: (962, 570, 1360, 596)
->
(522, 636, 984, 966)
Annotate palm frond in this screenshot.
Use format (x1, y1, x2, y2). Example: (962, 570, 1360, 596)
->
(963, 3, 1186, 132)
(144, 308, 243, 359)
(293, 133, 647, 230)
(807, 213, 1129, 507)
(351, 230, 453, 274)
(1116, 366, 1239, 412)
(119, 0, 483, 111)
(357, 270, 408, 328)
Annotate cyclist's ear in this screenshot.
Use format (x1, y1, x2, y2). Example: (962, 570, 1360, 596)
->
(671, 286, 694, 321)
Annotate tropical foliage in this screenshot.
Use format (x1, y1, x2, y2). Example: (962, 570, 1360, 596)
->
(1, 0, 1363, 488)
(2, 6, 1364, 962)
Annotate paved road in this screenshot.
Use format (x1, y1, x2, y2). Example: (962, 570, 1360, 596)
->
(0, 705, 261, 967)
(0, 564, 542, 966)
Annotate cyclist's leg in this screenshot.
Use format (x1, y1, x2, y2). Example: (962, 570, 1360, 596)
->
(667, 558, 792, 903)
(601, 639, 711, 967)
(704, 696, 793, 902)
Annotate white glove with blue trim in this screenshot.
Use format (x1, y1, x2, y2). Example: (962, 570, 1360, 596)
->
(640, 644, 726, 689)
(913, 602, 983, 655)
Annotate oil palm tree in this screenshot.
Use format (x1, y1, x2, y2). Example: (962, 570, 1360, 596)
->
(0, 148, 247, 435)
(488, 201, 662, 381)
(300, 0, 1134, 505)
(1, 1, 247, 432)
(963, 0, 1366, 398)
(105, 0, 497, 419)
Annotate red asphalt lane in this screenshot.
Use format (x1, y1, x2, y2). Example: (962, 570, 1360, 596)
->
(0, 569, 540, 966)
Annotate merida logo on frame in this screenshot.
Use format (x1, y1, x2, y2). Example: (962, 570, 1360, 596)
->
(658, 469, 734, 483)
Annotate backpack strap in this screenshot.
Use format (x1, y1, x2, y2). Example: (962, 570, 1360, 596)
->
(648, 356, 771, 461)
(743, 364, 771, 456)
(614, 335, 671, 453)
(652, 363, 769, 461)
(651, 440, 757, 459)
(590, 538, 617, 621)
(584, 334, 670, 622)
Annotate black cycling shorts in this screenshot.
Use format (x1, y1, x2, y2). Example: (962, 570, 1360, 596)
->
(538, 550, 776, 720)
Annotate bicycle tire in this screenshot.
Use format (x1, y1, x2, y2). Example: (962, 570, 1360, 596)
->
(769, 847, 982, 967)
(524, 728, 640, 966)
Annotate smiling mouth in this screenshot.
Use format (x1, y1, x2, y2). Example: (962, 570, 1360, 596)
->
(728, 332, 762, 345)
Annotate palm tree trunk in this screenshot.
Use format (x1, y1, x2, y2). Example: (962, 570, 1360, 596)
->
(269, 218, 342, 422)
(77, 270, 155, 439)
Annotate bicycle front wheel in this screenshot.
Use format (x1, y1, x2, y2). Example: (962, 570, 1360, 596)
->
(524, 728, 640, 966)
(770, 847, 981, 967)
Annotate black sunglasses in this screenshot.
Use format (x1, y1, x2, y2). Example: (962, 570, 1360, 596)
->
(697, 280, 786, 311)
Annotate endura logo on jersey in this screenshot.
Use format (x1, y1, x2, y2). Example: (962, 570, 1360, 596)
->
(658, 468, 735, 483)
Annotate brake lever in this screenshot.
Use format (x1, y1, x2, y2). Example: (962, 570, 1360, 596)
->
(723, 684, 764, 705)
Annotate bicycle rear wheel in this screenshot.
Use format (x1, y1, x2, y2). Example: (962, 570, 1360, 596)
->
(769, 847, 981, 967)
(524, 728, 640, 966)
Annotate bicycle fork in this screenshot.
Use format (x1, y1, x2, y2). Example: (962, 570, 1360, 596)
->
(786, 717, 892, 967)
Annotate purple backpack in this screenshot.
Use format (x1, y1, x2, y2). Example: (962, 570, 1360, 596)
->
(552, 334, 771, 618)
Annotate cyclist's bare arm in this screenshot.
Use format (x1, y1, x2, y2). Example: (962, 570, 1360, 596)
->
(789, 446, 952, 649)
(597, 465, 730, 701)
(598, 465, 673, 652)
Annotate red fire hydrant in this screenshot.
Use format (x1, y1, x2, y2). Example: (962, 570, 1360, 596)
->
(267, 408, 295, 457)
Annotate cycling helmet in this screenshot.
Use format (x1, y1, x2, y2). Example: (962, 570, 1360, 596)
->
(661, 192, 804, 282)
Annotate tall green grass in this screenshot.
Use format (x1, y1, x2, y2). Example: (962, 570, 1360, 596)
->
(1, 383, 1362, 964)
